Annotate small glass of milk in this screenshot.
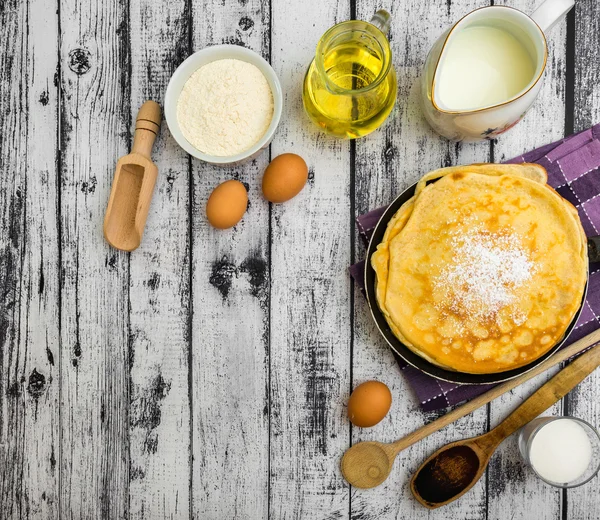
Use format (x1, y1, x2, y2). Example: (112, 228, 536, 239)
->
(519, 416, 600, 488)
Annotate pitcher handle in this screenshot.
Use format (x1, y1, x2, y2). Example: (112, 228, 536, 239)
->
(530, 0, 574, 33)
(370, 9, 391, 35)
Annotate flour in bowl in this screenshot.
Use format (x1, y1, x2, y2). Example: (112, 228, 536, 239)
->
(177, 59, 274, 156)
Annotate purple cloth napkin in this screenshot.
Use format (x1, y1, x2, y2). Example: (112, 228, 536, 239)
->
(351, 124, 600, 411)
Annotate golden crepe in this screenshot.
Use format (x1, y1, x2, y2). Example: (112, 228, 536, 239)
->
(372, 164, 587, 374)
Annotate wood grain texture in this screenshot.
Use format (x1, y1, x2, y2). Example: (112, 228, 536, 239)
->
(128, 0, 191, 518)
(488, 2, 568, 518)
(0, 3, 29, 514)
(59, 0, 131, 517)
(19, 1, 61, 518)
(0, 1, 60, 518)
(190, 1, 271, 519)
(269, 1, 351, 518)
(569, 0, 600, 518)
(0, 0, 598, 518)
(351, 1, 489, 519)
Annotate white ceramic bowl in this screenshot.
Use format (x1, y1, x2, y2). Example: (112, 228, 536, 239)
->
(164, 45, 283, 165)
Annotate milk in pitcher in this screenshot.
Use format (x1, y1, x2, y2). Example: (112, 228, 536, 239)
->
(435, 25, 536, 111)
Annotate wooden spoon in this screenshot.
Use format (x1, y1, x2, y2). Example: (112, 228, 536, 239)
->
(340, 328, 600, 489)
(411, 338, 600, 509)
(104, 100, 161, 251)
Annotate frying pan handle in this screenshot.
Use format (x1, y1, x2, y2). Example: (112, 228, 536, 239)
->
(588, 236, 600, 263)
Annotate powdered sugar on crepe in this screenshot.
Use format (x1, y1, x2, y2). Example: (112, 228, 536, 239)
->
(434, 229, 534, 323)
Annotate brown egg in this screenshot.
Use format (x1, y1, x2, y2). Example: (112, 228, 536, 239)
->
(347, 380, 392, 428)
(206, 179, 248, 229)
(262, 153, 308, 203)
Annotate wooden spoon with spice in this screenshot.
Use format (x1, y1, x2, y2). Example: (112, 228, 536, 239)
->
(341, 328, 600, 490)
(411, 338, 600, 508)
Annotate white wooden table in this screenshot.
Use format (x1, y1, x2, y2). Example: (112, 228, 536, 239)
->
(1, 0, 599, 518)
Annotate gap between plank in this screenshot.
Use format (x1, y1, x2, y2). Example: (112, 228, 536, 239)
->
(56, 0, 63, 514)
(124, 0, 133, 515)
(348, 1, 357, 517)
(186, 0, 194, 517)
(267, 0, 273, 516)
(561, 8, 576, 519)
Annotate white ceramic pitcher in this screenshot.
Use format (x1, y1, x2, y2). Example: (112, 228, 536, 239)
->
(421, 0, 574, 142)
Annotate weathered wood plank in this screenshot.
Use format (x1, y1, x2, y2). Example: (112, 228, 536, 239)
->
(0, 3, 29, 514)
(190, 1, 271, 518)
(269, 1, 352, 518)
(568, 0, 600, 518)
(488, 2, 568, 518)
(1, 1, 595, 519)
(59, 1, 131, 517)
(0, 0, 60, 518)
(128, 0, 192, 518)
(351, 1, 489, 519)
(18, 1, 62, 518)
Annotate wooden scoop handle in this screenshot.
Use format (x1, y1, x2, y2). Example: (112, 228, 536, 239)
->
(484, 341, 600, 448)
(132, 100, 161, 158)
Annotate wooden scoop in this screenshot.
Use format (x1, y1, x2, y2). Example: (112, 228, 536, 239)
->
(104, 100, 161, 251)
(411, 339, 600, 509)
(341, 328, 600, 489)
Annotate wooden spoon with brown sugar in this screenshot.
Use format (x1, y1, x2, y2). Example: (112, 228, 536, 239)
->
(411, 338, 600, 508)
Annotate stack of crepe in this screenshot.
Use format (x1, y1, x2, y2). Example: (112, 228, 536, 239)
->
(372, 164, 587, 374)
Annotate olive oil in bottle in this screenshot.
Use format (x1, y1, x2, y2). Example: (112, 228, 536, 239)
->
(302, 17, 397, 139)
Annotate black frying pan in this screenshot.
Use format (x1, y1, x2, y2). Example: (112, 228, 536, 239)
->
(364, 180, 591, 385)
